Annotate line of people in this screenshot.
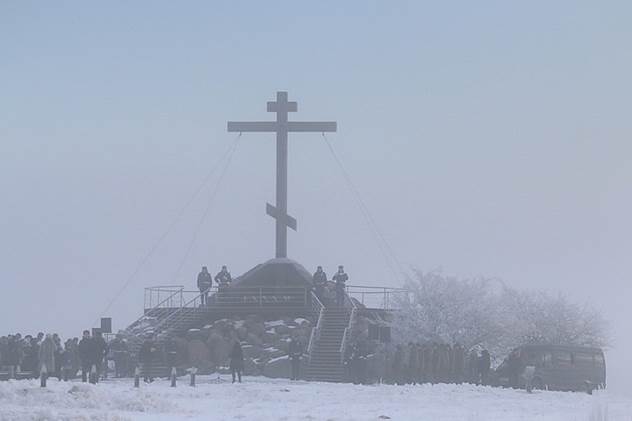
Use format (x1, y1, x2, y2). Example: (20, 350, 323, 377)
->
(0, 330, 112, 383)
(389, 343, 491, 386)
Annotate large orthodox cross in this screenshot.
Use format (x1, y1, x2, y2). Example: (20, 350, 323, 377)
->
(228, 91, 337, 258)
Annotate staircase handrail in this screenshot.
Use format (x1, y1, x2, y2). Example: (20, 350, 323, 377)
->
(144, 285, 185, 309)
(151, 287, 213, 334)
(307, 291, 325, 360)
(126, 286, 185, 335)
(340, 292, 358, 363)
(345, 285, 410, 311)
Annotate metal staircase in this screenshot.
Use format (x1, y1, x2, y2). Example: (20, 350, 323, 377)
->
(306, 293, 356, 382)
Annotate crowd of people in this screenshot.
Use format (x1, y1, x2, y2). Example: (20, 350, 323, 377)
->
(346, 342, 492, 386)
(0, 330, 119, 382)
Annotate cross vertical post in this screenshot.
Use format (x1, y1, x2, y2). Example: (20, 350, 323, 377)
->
(227, 91, 336, 258)
(273, 92, 290, 259)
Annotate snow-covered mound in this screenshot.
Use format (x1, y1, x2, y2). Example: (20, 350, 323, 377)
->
(1, 377, 631, 421)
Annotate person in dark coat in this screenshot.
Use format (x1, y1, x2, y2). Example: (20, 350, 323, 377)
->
(139, 336, 157, 382)
(93, 332, 108, 381)
(288, 337, 303, 380)
(71, 337, 80, 376)
(452, 343, 465, 384)
(6, 335, 22, 379)
(407, 342, 419, 385)
(20, 336, 35, 377)
(312, 266, 327, 304)
(165, 337, 178, 369)
(467, 349, 479, 384)
(348, 343, 367, 385)
(197, 266, 213, 305)
(109, 333, 130, 378)
(506, 349, 522, 388)
(60, 341, 75, 381)
(215, 265, 232, 291)
(52, 333, 63, 380)
(392, 344, 404, 385)
(332, 265, 348, 307)
(229, 340, 244, 383)
(78, 330, 96, 383)
(478, 349, 491, 385)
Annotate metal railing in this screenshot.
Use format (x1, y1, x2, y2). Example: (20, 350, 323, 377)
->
(144, 286, 202, 310)
(144, 284, 410, 311)
(142, 285, 313, 337)
(307, 291, 325, 361)
(340, 292, 358, 364)
(345, 285, 410, 311)
(209, 287, 309, 308)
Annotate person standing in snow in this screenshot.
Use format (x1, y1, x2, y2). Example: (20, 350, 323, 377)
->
(78, 330, 96, 382)
(109, 333, 130, 378)
(229, 340, 244, 383)
(93, 331, 108, 381)
(60, 341, 75, 381)
(215, 265, 232, 292)
(478, 349, 491, 385)
(288, 337, 303, 380)
(5, 334, 21, 379)
(139, 335, 157, 383)
(452, 343, 465, 385)
(38, 334, 56, 381)
(392, 344, 404, 385)
(20, 336, 36, 377)
(407, 342, 420, 385)
(197, 266, 213, 306)
(466, 349, 479, 384)
(52, 333, 63, 380)
(506, 349, 522, 389)
(332, 265, 348, 307)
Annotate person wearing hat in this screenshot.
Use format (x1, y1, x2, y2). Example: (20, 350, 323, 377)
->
(312, 266, 327, 303)
(197, 266, 212, 305)
(332, 265, 348, 307)
(215, 265, 232, 292)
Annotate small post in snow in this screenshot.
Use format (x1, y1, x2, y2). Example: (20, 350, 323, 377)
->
(40, 364, 47, 388)
(134, 366, 140, 388)
(170, 367, 177, 388)
(190, 367, 197, 387)
(89, 364, 97, 384)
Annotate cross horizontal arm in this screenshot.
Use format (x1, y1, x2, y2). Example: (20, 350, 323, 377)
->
(227, 121, 277, 132)
(287, 122, 337, 132)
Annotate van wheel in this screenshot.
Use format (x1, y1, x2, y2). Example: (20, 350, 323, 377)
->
(532, 377, 545, 391)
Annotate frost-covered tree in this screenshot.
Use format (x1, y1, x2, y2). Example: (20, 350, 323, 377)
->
(392, 270, 609, 362)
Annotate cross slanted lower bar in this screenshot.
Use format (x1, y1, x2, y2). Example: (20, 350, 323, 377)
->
(227, 91, 337, 259)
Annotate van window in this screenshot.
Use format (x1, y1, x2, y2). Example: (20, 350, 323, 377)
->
(594, 353, 605, 367)
(575, 352, 594, 367)
(543, 352, 553, 368)
(556, 351, 573, 368)
(525, 350, 542, 366)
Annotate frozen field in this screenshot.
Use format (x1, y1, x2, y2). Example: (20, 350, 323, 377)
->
(1, 376, 631, 421)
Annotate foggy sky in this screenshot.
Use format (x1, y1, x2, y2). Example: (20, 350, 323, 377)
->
(1, 1, 631, 394)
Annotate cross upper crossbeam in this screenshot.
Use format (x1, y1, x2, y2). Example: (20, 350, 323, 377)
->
(227, 121, 337, 133)
(227, 91, 337, 258)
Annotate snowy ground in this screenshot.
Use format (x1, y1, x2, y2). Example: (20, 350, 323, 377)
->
(1, 376, 632, 421)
